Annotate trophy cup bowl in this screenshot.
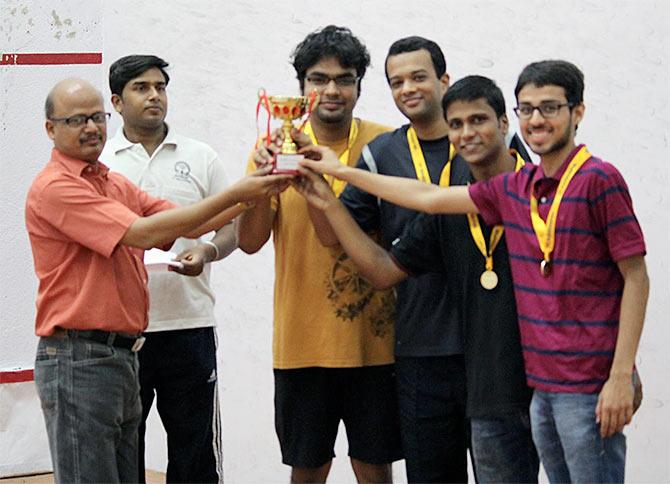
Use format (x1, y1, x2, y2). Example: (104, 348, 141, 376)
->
(259, 91, 319, 173)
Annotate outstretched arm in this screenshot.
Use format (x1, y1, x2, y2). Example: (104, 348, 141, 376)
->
(596, 254, 649, 437)
(299, 145, 478, 215)
(294, 169, 407, 289)
(122, 166, 292, 250)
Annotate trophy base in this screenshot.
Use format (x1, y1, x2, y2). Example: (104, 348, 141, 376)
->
(272, 153, 304, 174)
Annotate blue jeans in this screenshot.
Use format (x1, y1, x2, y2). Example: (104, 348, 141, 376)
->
(34, 334, 142, 483)
(471, 408, 539, 483)
(530, 390, 626, 483)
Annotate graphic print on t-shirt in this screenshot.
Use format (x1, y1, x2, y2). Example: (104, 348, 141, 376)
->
(325, 251, 395, 337)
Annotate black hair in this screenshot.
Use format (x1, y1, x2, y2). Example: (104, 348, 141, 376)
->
(442, 75, 506, 119)
(45, 93, 55, 118)
(514, 60, 584, 105)
(291, 25, 370, 95)
(109, 55, 170, 96)
(385, 36, 446, 81)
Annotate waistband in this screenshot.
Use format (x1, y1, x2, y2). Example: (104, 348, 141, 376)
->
(52, 328, 145, 352)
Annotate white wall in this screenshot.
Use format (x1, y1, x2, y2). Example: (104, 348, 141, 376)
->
(2, 0, 669, 482)
(0, 0, 103, 373)
(0, 0, 103, 476)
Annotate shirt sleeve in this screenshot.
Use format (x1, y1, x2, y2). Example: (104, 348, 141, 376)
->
(591, 163, 646, 261)
(339, 151, 381, 233)
(389, 212, 443, 276)
(208, 154, 230, 194)
(468, 176, 504, 226)
(38, 175, 141, 258)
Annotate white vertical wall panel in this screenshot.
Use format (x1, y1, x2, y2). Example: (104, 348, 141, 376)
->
(0, 0, 103, 477)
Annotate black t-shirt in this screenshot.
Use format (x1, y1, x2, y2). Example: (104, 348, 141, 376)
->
(340, 125, 462, 357)
(390, 155, 532, 418)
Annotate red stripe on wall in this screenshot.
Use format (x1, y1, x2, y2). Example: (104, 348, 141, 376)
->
(0, 52, 102, 65)
(0, 369, 35, 384)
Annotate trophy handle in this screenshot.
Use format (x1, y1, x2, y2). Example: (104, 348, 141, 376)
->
(297, 90, 320, 131)
(256, 88, 272, 146)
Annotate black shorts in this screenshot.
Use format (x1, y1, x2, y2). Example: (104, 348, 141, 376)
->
(274, 365, 403, 468)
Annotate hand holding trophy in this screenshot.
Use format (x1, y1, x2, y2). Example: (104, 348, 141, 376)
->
(257, 89, 319, 174)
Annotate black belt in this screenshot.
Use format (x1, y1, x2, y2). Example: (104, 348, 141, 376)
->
(55, 329, 146, 352)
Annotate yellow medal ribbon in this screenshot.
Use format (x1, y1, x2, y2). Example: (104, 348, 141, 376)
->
(465, 152, 525, 286)
(304, 119, 358, 196)
(530, 145, 591, 275)
(406, 126, 455, 187)
(408, 123, 523, 288)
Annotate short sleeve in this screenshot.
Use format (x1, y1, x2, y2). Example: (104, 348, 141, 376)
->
(207, 155, 230, 194)
(38, 176, 140, 257)
(469, 176, 504, 226)
(389, 212, 443, 276)
(339, 152, 381, 233)
(591, 163, 646, 261)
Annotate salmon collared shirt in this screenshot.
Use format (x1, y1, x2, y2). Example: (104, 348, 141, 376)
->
(25, 148, 176, 336)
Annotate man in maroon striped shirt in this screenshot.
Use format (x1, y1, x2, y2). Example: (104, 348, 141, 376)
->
(299, 60, 649, 484)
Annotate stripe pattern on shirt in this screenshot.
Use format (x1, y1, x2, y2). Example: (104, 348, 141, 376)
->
(468, 146, 645, 393)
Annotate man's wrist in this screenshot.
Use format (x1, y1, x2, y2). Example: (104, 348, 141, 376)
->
(202, 240, 219, 262)
(608, 368, 633, 381)
(338, 165, 353, 180)
(323, 198, 344, 215)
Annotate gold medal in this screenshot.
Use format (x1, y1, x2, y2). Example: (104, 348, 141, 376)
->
(530, 146, 591, 279)
(467, 151, 525, 292)
(480, 270, 499, 290)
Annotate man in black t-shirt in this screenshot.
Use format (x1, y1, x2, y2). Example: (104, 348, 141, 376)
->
(340, 37, 465, 482)
(295, 75, 538, 483)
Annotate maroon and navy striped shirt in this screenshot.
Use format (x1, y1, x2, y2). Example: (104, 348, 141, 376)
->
(469, 144, 646, 393)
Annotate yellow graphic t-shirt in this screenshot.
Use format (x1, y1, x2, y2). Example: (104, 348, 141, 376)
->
(247, 119, 396, 369)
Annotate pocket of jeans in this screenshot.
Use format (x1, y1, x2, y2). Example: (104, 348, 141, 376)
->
(72, 341, 115, 365)
(34, 358, 59, 412)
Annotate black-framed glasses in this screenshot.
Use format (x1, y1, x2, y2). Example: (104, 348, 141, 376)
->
(305, 74, 359, 87)
(49, 112, 111, 127)
(513, 102, 573, 119)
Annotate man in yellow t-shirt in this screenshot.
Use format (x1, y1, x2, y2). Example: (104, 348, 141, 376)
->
(238, 25, 401, 483)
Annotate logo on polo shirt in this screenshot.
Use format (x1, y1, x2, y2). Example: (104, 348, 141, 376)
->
(174, 161, 191, 181)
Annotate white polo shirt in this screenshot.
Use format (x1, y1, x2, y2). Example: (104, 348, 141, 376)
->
(101, 126, 229, 332)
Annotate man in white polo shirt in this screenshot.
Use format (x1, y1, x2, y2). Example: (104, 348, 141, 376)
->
(101, 54, 234, 483)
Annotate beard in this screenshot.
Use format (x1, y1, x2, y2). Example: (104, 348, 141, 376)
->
(530, 119, 573, 157)
(545, 125, 571, 156)
(313, 105, 349, 125)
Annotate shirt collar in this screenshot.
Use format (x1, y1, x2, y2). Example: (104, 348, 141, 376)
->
(531, 143, 585, 186)
(107, 123, 177, 154)
(50, 148, 110, 177)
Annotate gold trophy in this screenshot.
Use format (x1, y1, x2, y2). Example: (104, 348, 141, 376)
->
(257, 89, 319, 174)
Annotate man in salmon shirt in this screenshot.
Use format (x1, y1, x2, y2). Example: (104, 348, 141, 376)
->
(25, 78, 291, 483)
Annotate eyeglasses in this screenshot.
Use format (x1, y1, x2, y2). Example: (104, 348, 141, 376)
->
(513, 102, 573, 119)
(49, 112, 111, 127)
(305, 74, 359, 88)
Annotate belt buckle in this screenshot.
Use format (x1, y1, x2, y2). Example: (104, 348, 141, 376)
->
(131, 336, 146, 352)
